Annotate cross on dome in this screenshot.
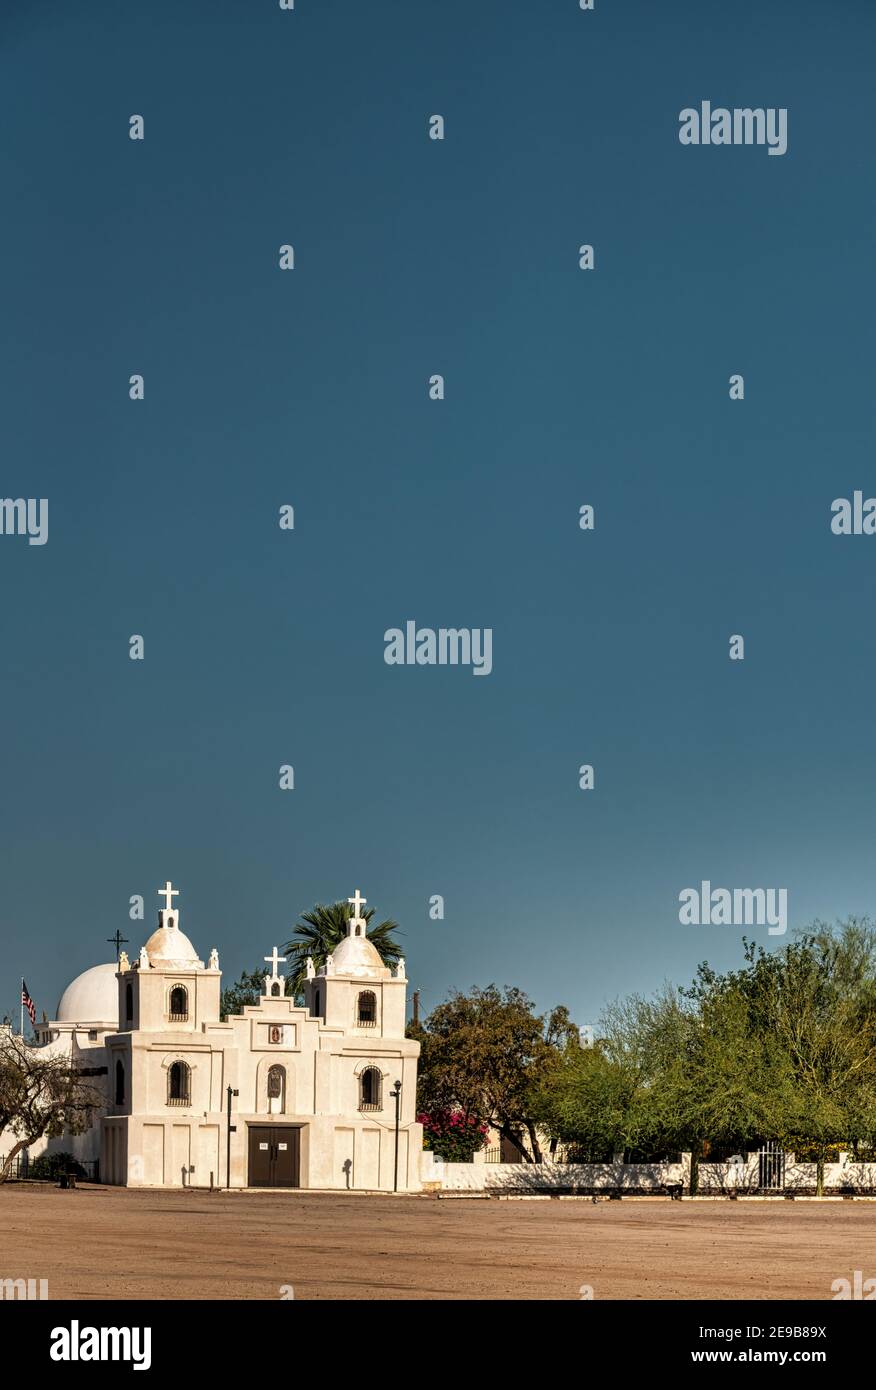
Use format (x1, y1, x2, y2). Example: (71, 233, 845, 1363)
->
(159, 881, 179, 914)
(348, 889, 367, 934)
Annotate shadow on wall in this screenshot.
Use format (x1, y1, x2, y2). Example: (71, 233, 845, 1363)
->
(423, 1152, 876, 1194)
(421, 1153, 691, 1192)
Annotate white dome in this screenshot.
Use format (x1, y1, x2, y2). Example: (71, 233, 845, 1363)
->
(55, 963, 120, 1027)
(330, 933, 388, 979)
(143, 922, 201, 968)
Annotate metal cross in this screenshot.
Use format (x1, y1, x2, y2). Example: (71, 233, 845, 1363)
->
(107, 930, 129, 959)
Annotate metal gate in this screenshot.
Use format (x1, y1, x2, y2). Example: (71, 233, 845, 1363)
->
(757, 1142, 785, 1191)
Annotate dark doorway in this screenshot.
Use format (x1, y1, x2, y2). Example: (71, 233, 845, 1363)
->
(248, 1126, 300, 1188)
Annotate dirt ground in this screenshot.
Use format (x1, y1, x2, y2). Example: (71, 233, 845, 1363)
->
(2, 1185, 875, 1300)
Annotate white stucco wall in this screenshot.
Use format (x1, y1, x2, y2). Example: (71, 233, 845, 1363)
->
(420, 1153, 691, 1191)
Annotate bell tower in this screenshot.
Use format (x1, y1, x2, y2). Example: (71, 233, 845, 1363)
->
(117, 880, 221, 1032)
(302, 888, 408, 1038)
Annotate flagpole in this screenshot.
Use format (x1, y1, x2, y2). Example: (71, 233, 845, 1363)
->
(20, 978, 24, 1037)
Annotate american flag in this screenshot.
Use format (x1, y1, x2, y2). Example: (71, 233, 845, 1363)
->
(21, 980, 36, 1026)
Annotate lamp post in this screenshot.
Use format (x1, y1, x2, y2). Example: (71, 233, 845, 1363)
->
(392, 1079, 402, 1192)
(226, 1085, 239, 1189)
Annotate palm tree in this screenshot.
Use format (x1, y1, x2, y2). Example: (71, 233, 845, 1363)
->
(283, 900, 403, 997)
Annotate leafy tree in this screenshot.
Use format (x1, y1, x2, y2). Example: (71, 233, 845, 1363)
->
(0, 1035, 101, 1182)
(763, 924, 876, 1193)
(674, 925, 876, 1191)
(535, 989, 710, 1168)
(282, 900, 403, 997)
(659, 970, 792, 1187)
(539, 923, 876, 1194)
(416, 985, 572, 1162)
(530, 1040, 638, 1161)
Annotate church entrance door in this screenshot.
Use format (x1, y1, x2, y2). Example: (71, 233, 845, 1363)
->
(248, 1125, 300, 1188)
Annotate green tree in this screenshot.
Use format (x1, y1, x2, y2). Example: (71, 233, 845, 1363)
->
(535, 970, 802, 1188)
(540, 989, 712, 1168)
(675, 925, 876, 1192)
(764, 924, 876, 1193)
(416, 985, 573, 1162)
(282, 900, 403, 997)
(576, 923, 876, 1194)
(664, 968, 790, 1189)
(0, 1035, 101, 1182)
(530, 1040, 639, 1161)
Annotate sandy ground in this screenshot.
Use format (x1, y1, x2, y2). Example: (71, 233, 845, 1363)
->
(1, 1185, 875, 1300)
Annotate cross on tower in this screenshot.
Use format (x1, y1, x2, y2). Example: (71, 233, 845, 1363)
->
(107, 929, 129, 959)
(158, 881, 179, 914)
(348, 889, 367, 928)
(264, 946, 284, 977)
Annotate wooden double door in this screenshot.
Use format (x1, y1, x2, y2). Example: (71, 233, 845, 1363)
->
(248, 1125, 301, 1188)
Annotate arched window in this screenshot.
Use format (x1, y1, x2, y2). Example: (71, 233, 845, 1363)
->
(267, 1064, 285, 1114)
(359, 1067, 381, 1111)
(313, 988, 321, 1018)
(271, 981, 281, 997)
(167, 1061, 191, 1105)
(125, 982, 133, 1024)
(115, 1059, 125, 1105)
(357, 991, 376, 1026)
(169, 985, 188, 1021)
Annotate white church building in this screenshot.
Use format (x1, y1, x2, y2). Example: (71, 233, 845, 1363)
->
(19, 885, 423, 1192)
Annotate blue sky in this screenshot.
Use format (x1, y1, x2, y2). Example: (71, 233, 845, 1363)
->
(1, 0, 874, 1029)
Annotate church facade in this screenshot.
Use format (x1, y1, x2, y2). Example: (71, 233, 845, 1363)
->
(31, 885, 423, 1192)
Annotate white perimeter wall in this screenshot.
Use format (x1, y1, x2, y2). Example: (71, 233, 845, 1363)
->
(421, 1152, 690, 1191)
(422, 1152, 876, 1192)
